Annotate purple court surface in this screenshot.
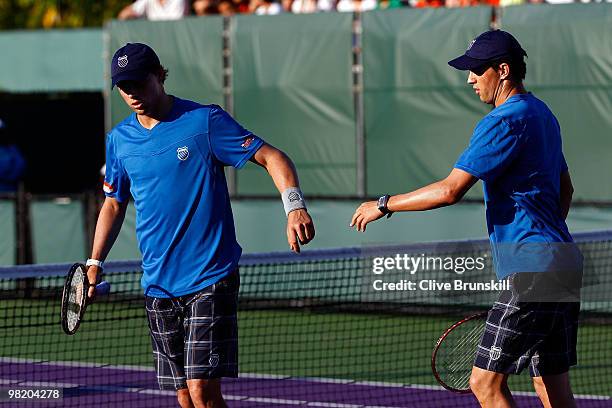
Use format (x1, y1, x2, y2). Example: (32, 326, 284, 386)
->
(1, 359, 610, 407)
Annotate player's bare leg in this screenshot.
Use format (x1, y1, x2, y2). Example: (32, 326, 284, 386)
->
(532, 372, 577, 408)
(469, 366, 517, 408)
(187, 379, 228, 408)
(177, 388, 195, 408)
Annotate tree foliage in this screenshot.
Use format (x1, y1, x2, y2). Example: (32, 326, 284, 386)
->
(0, 0, 134, 29)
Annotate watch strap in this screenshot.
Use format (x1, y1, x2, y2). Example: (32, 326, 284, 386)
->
(377, 194, 393, 218)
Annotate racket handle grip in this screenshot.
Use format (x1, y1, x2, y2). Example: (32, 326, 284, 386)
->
(95, 281, 111, 295)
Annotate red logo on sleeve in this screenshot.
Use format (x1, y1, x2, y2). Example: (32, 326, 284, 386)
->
(103, 181, 115, 194)
(241, 137, 254, 149)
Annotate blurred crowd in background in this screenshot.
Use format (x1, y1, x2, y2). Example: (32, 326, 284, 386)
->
(118, 0, 605, 19)
(0, 0, 605, 30)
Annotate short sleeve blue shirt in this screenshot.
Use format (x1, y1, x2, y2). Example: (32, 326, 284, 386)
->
(104, 98, 264, 297)
(455, 93, 579, 279)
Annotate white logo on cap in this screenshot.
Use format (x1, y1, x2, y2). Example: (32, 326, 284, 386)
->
(467, 39, 476, 51)
(118, 55, 128, 68)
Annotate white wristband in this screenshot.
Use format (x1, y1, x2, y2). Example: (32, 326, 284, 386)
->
(281, 187, 306, 216)
(86, 259, 104, 269)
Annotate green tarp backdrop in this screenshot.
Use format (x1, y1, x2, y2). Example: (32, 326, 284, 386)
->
(501, 4, 612, 202)
(30, 199, 85, 264)
(107, 5, 612, 202)
(0, 29, 103, 93)
(0, 200, 15, 265)
(362, 7, 491, 198)
(232, 13, 356, 196)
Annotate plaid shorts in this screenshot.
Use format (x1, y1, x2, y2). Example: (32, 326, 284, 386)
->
(145, 271, 239, 390)
(474, 273, 580, 377)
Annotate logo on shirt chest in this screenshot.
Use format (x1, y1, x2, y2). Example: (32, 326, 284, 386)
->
(177, 146, 189, 161)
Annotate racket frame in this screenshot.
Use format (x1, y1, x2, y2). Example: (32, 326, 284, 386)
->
(431, 311, 488, 394)
(61, 263, 90, 335)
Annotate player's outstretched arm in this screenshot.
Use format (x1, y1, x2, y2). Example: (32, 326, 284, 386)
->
(350, 168, 478, 232)
(250, 144, 315, 253)
(87, 197, 129, 296)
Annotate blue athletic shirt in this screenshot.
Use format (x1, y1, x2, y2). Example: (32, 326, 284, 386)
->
(455, 93, 581, 279)
(104, 97, 264, 297)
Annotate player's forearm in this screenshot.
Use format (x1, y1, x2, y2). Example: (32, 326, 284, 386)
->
(90, 198, 128, 261)
(260, 147, 301, 192)
(387, 180, 461, 212)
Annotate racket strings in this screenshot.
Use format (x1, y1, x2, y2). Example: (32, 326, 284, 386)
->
(66, 268, 85, 332)
(436, 317, 486, 390)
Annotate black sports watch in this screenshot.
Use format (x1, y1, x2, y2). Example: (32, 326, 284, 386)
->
(377, 194, 393, 218)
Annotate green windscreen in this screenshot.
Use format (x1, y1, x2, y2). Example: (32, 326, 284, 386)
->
(232, 13, 356, 196)
(363, 7, 491, 198)
(0, 200, 15, 265)
(501, 3, 612, 202)
(30, 199, 85, 264)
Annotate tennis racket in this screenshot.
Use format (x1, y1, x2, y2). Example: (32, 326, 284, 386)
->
(431, 312, 487, 393)
(60, 262, 110, 335)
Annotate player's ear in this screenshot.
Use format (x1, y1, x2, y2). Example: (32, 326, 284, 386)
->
(498, 62, 510, 81)
(152, 65, 167, 85)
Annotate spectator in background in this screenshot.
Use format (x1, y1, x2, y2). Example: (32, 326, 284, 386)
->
(0, 119, 26, 193)
(250, 0, 284, 14)
(445, 0, 476, 6)
(232, 0, 251, 13)
(193, 0, 219, 14)
(377, 0, 404, 8)
(284, 0, 334, 13)
(336, 0, 377, 11)
(118, 0, 190, 20)
(218, 0, 238, 15)
(412, 0, 442, 7)
(194, 0, 238, 15)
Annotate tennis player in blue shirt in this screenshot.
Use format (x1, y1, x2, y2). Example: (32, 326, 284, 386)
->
(86, 43, 315, 408)
(351, 30, 581, 408)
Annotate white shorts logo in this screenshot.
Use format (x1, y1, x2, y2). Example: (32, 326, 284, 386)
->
(490, 346, 502, 361)
(118, 55, 128, 68)
(177, 146, 189, 161)
(209, 353, 219, 368)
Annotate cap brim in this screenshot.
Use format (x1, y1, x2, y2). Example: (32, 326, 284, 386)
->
(111, 70, 149, 88)
(448, 54, 488, 71)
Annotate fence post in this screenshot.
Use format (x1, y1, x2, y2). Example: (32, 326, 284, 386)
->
(353, 11, 366, 198)
(223, 16, 238, 197)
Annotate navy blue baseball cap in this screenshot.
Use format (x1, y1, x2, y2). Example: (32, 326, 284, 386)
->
(111, 43, 161, 88)
(448, 30, 527, 71)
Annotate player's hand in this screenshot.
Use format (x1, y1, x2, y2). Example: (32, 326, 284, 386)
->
(287, 209, 315, 253)
(86, 265, 102, 299)
(350, 201, 385, 232)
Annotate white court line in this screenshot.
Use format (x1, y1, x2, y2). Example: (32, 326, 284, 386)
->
(1, 357, 610, 401)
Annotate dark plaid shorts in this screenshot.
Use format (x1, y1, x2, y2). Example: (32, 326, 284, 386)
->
(145, 271, 239, 390)
(474, 273, 580, 377)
